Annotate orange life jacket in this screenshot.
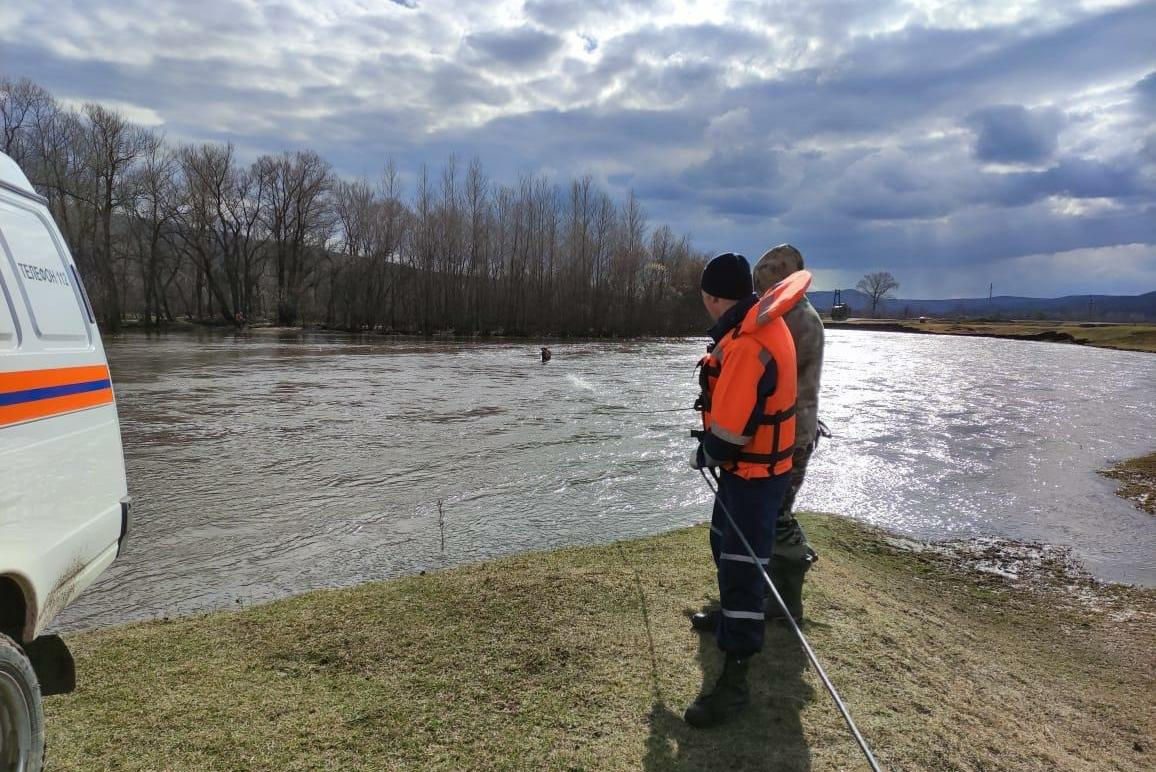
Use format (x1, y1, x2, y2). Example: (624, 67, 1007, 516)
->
(696, 270, 812, 479)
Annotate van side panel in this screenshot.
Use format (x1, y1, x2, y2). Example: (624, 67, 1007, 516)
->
(0, 269, 17, 350)
(0, 190, 128, 639)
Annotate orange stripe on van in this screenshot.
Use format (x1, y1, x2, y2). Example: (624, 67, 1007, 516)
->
(0, 365, 111, 393)
(0, 365, 114, 428)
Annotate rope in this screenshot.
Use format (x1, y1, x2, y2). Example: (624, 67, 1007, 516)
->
(557, 406, 697, 417)
(603, 407, 696, 414)
(699, 468, 882, 772)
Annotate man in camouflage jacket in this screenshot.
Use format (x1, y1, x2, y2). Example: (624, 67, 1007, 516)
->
(752, 244, 824, 621)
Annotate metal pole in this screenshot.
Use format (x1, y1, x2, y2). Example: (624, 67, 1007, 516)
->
(700, 468, 883, 772)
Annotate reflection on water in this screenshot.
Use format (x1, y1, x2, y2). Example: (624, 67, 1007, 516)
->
(54, 330, 1156, 631)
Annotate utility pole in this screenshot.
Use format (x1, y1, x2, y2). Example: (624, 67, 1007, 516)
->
(989, 282, 993, 301)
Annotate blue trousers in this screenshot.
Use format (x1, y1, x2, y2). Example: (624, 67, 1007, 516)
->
(709, 469, 791, 656)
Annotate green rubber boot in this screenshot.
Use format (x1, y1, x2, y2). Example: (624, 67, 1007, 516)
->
(684, 655, 751, 728)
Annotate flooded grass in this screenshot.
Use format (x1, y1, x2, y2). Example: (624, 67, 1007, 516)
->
(1101, 451, 1156, 515)
(44, 514, 1153, 771)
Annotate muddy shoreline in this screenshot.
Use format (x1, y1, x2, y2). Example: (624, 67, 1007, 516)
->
(1101, 452, 1156, 515)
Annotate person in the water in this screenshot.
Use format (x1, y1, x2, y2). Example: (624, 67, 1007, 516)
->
(686, 252, 810, 728)
(540, 347, 551, 363)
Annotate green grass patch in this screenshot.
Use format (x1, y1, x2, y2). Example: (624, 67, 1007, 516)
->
(46, 514, 1154, 771)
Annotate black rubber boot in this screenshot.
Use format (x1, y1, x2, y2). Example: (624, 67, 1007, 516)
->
(768, 518, 818, 622)
(684, 655, 751, 728)
(767, 554, 812, 622)
(690, 609, 719, 632)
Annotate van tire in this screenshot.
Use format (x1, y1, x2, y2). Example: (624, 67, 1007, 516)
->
(0, 635, 44, 772)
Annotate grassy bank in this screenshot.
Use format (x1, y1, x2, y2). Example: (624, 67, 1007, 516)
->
(824, 319, 1156, 353)
(1102, 452, 1156, 514)
(46, 515, 1153, 771)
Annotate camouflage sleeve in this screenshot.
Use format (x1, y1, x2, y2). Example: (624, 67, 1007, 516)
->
(785, 298, 824, 450)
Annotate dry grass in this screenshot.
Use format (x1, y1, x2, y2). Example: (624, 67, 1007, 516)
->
(1101, 452, 1156, 514)
(45, 514, 1154, 771)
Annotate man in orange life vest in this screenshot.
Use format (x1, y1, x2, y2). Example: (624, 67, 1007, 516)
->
(685, 252, 810, 728)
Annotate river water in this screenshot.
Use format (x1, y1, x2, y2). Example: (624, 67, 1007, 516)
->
(54, 330, 1156, 631)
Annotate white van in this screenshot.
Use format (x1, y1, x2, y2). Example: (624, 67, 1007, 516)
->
(0, 151, 130, 770)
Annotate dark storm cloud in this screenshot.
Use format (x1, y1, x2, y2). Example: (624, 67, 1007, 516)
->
(983, 158, 1149, 207)
(464, 26, 564, 68)
(681, 148, 781, 190)
(967, 105, 1064, 164)
(702, 190, 790, 219)
(427, 62, 514, 109)
(447, 105, 707, 160)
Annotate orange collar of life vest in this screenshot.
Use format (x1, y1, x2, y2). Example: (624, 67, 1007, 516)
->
(740, 270, 812, 334)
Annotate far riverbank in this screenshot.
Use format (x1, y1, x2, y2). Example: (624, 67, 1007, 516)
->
(105, 315, 1156, 353)
(824, 319, 1156, 353)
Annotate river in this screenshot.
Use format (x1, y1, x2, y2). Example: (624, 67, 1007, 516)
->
(54, 330, 1156, 631)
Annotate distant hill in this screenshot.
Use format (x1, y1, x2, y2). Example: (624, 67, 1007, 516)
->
(806, 289, 1156, 322)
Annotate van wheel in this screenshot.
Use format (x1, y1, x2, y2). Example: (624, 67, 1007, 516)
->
(0, 635, 43, 772)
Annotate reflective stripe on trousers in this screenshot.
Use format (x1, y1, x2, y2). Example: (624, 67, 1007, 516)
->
(708, 469, 791, 656)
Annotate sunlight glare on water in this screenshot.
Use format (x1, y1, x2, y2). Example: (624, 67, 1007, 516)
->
(54, 329, 1156, 631)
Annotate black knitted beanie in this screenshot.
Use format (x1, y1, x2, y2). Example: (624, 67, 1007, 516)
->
(701, 253, 753, 300)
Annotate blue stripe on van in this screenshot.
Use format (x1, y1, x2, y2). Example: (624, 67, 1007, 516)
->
(0, 379, 112, 406)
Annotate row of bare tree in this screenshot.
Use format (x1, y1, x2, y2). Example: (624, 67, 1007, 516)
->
(2, 76, 713, 335)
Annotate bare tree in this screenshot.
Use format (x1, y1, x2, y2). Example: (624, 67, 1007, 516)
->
(255, 150, 332, 325)
(613, 191, 647, 330)
(174, 142, 252, 323)
(856, 271, 900, 317)
(80, 103, 155, 330)
(330, 176, 383, 328)
(0, 77, 52, 165)
(25, 99, 88, 257)
(563, 176, 594, 330)
(376, 160, 407, 331)
(437, 155, 465, 329)
(124, 136, 180, 325)
(410, 163, 437, 331)
(590, 191, 617, 331)
(528, 174, 559, 328)
(464, 157, 489, 332)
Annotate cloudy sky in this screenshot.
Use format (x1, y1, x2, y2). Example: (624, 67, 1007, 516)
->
(2, 0, 1154, 298)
